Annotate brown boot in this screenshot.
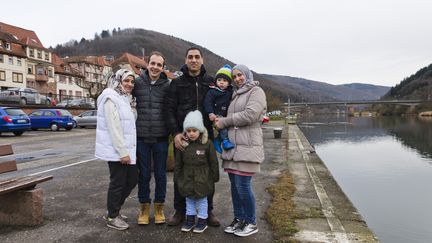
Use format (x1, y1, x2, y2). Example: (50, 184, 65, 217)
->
(154, 203, 166, 224)
(167, 211, 185, 226)
(207, 212, 220, 227)
(138, 203, 150, 225)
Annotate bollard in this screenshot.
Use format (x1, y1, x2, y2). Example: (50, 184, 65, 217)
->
(273, 127, 283, 139)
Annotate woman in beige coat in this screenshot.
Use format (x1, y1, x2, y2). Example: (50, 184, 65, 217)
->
(215, 64, 266, 237)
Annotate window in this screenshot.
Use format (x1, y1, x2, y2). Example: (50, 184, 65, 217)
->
(12, 72, 23, 83)
(5, 43, 10, 50)
(28, 65, 33, 74)
(44, 111, 56, 117)
(0, 54, 3, 63)
(8, 57, 13, 65)
(68, 90, 73, 96)
(45, 53, 49, 61)
(37, 50, 42, 59)
(76, 91, 82, 97)
(48, 69, 53, 77)
(0, 70, 5, 81)
(30, 111, 43, 116)
(17, 59, 22, 66)
(36, 67, 44, 75)
(59, 75, 66, 83)
(29, 49, 34, 57)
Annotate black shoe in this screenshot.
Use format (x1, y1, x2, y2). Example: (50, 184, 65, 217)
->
(207, 212, 220, 227)
(168, 211, 185, 226)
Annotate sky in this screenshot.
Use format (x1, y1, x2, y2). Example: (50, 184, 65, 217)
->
(3, 0, 432, 86)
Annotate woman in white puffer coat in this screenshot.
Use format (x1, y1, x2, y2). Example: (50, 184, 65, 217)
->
(215, 64, 267, 237)
(95, 69, 137, 231)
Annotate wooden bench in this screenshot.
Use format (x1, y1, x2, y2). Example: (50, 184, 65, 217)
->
(0, 144, 53, 226)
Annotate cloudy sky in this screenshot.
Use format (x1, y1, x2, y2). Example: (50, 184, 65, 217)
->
(3, 0, 432, 86)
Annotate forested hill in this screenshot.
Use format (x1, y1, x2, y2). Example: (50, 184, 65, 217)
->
(383, 63, 432, 100)
(52, 28, 304, 107)
(52, 28, 389, 107)
(262, 74, 390, 101)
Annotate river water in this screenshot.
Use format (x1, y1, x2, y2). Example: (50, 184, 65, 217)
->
(298, 115, 432, 243)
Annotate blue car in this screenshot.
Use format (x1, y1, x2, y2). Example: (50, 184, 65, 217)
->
(29, 109, 74, 131)
(0, 107, 31, 136)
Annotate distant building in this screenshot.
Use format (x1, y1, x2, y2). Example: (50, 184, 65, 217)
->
(111, 52, 147, 75)
(52, 53, 85, 100)
(64, 56, 112, 97)
(0, 22, 55, 95)
(0, 29, 27, 90)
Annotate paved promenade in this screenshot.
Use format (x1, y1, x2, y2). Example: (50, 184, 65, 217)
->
(0, 122, 378, 242)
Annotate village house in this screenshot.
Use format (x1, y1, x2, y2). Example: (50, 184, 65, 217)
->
(63, 56, 112, 98)
(0, 29, 27, 90)
(0, 22, 55, 95)
(52, 53, 85, 102)
(111, 52, 147, 75)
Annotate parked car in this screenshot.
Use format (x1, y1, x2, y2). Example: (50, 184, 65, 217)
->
(55, 99, 73, 107)
(28, 109, 74, 131)
(73, 110, 97, 128)
(0, 87, 52, 105)
(0, 107, 31, 136)
(56, 98, 94, 108)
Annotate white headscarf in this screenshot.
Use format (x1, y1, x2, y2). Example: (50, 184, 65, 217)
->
(107, 69, 135, 95)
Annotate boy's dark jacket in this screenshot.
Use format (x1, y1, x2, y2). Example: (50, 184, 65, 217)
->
(174, 133, 219, 199)
(203, 85, 233, 117)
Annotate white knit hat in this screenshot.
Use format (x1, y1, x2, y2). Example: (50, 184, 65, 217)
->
(183, 110, 205, 132)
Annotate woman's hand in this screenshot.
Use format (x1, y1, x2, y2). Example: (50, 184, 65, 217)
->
(120, 155, 131, 164)
(215, 117, 222, 129)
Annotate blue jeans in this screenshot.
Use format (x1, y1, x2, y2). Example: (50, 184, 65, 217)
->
(186, 197, 208, 219)
(137, 139, 168, 203)
(218, 128, 228, 141)
(228, 173, 256, 224)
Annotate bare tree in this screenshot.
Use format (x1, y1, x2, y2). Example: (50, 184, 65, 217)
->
(74, 75, 109, 108)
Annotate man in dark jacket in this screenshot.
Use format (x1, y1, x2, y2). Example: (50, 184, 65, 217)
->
(133, 51, 171, 225)
(165, 47, 220, 226)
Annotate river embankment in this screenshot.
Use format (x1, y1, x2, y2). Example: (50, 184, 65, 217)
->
(265, 120, 379, 242)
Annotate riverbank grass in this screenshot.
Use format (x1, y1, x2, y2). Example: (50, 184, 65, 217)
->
(265, 171, 299, 242)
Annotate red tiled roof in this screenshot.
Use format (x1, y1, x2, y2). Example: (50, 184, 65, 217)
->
(52, 53, 84, 78)
(0, 22, 46, 50)
(111, 52, 147, 74)
(0, 30, 27, 58)
(64, 55, 110, 67)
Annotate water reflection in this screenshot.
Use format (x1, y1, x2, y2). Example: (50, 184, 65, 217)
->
(301, 115, 432, 160)
(299, 115, 432, 243)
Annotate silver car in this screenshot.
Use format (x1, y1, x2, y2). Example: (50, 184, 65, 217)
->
(73, 110, 97, 128)
(0, 87, 52, 105)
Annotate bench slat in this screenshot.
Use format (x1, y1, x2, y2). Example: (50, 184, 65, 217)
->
(0, 160, 18, 174)
(0, 145, 13, 156)
(0, 175, 53, 195)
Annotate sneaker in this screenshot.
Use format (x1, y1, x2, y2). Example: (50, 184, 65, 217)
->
(224, 218, 242, 234)
(103, 213, 128, 221)
(213, 138, 222, 154)
(193, 218, 208, 233)
(222, 139, 235, 150)
(106, 216, 129, 231)
(234, 222, 258, 237)
(181, 215, 195, 232)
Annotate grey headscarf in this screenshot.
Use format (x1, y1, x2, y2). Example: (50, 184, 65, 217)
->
(107, 69, 135, 95)
(232, 64, 254, 89)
